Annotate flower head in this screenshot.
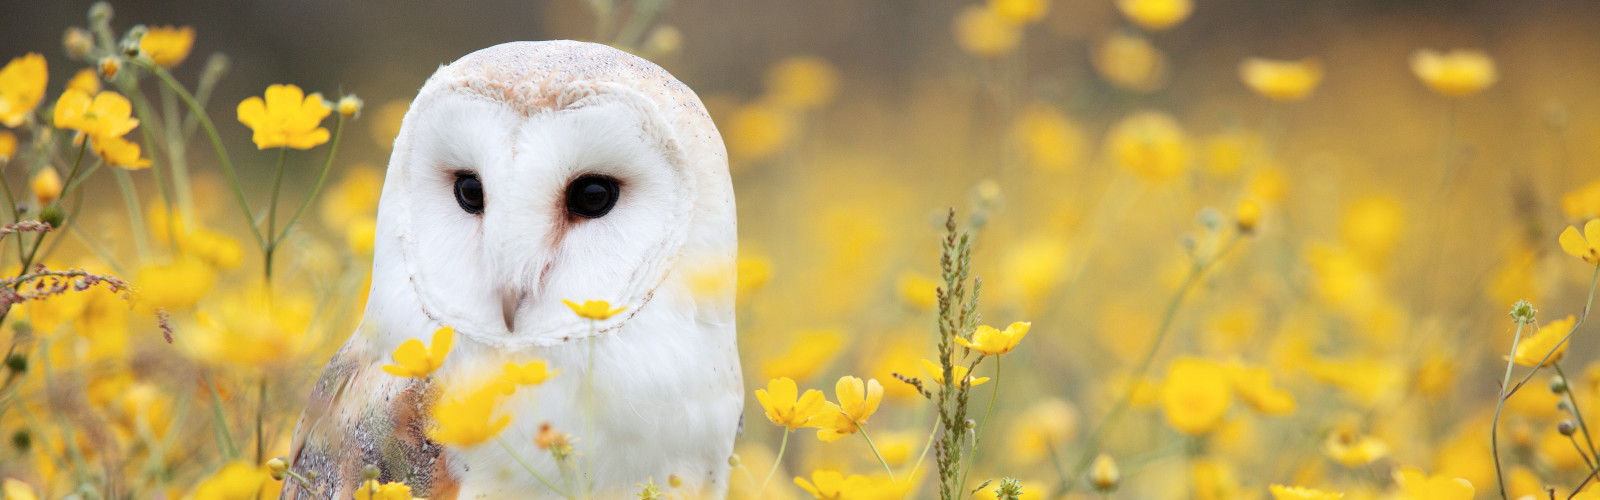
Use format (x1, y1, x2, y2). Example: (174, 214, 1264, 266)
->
(563, 299, 627, 320)
(793, 470, 898, 500)
(67, 68, 100, 95)
(52, 88, 150, 168)
(502, 360, 558, 389)
(382, 326, 454, 378)
(30, 167, 61, 205)
(1239, 57, 1324, 101)
(3, 479, 38, 500)
(1392, 466, 1473, 500)
(0, 53, 47, 127)
(1560, 219, 1600, 265)
(1160, 358, 1231, 435)
(1410, 49, 1497, 97)
(1107, 110, 1188, 184)
(1269, 485, 1343, 500)
(1513, 315, 1575, 368)
(1230, 364, 1295, 415)
(1324, 428, 1388, 467)
(953, 5, 1022, 58)
(140, 26, 195, 68)
(766, 56, 839, 110)
(1236, 199, 1262, 232)
(191, 462, 270, 500)
(0, 130, 14, 161)
(811, 376, 884, 442)
(429, 382, 511, 447)
(754, 377, 826, 429)
(956, 321, 1030, 355)
(1116, 0, 1193, 31)
(1090, 453, 1120, 492)
(921, 359, 990, 387)
(355, 479, 423, 500)
(338, 95, 364, 118)
(236, 84, 332, 149)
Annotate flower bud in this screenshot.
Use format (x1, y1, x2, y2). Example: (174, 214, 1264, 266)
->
(4, 354, 26, 374)
(1559, 400, 1576, 415)
(964, 419, 977, 429)
(1089, 453, 1119, 492)
(1560, 420, 1578, 437)
(98, 57, 120, 79)
(31, 167, 61, 205)
(38, 206, 64, 230)
(361, 463, 379, 481)
(11, 430, 30, 452)
(727, 454, 741, 467)
(1509, 300, 1537, 325)
(266, 457, 288, 480)
(1551, 375, 1569, 394)
(63, 27, 94, 60)
(338, 95, 364, 118)
(88, 2, 114, 27)
(668, 474, 682, 488)
(1236, 199, 1261, 233)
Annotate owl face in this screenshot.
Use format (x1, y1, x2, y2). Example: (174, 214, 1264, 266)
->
(385, 80, 696, 348)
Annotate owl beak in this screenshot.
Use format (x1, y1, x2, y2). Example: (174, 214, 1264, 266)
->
(499, 286, 523, 332)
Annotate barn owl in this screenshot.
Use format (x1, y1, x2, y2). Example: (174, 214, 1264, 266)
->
(281, 41, 742, 499)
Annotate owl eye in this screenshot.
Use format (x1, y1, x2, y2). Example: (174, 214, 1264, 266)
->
(454, 173, 485, 214)
(565, 175, 620, 219)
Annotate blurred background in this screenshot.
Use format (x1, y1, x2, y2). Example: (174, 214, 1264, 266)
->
(4, 0, 1600, 498)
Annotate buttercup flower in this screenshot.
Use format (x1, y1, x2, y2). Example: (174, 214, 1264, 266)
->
(793, 470, 891, 500)
(1093, 31, 1167, 92)
(755, 377, 826, 429)
(52, 88, 150, 168)
(956, 321, 1030, 355)
(1392, 466, 1473, 500)
(1410, 49, 1497, 97)
(1560, 219, 1600, 265)
(0, 130, 15, 161)
(1324, 428, 1388, 467)
(563, 299, 627, 320)
(811, 376, 883, 442)
(236, 84, 332, 149)
(765, 56, 839, 110)
(382, 326, 454, 378)
(1512, 315, 1575, 368)
(66, 68, 100, 95)
(1269, 485, 1343, 500)
(1160, 358, 1232, 435)
(1116, 0, 1193, 31)
(30, 167, 61, 205)
(502, 360, 558, 388)
(429, 382, 510, 447)
(190, 462, 270, 500)
(2, 479, 38, 500)
(990, 0, 1049, 24)
(0, 53, 47, 127)
(338, 95, 364, 118)
(1230, 364, 1295, 415)
(1107, 110, 1189, 183)
(140, 26, 195, 67)
(1239, 57, 1324, 101)
(953, 5, 1022, 58)
(355, 479, 423, 500)
(1236, 199, 1262, 232)
(1090, 453, 1120, 492)
(921, 359, 990, 387)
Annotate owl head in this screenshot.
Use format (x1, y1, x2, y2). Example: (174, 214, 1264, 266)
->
(366, 41, 735, 349)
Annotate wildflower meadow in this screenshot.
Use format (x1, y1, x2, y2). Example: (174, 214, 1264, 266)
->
(2, 1, 1599, 499)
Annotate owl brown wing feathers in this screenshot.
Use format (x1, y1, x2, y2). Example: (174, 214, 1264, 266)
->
(279, 341, 460, 500)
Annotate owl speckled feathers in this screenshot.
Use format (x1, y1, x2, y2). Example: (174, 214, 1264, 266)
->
(281, 41, 742, 499)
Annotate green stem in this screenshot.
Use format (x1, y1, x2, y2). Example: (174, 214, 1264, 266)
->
(584, 320, 597, 499)
(758, 430, 789, 497)
(112, 169, 150, 262)
(273, 114, 345, 244)
(1556, 362, 1599, 461)
(958, 355, 999, 493)
(136, 60, 264, 248)
(498, 436, 574, 498)
(255, 377, 267, 467)
(201, 371, 239, 459)
(905, 415, 940, 483)
(0, 159, 22, 261)
(859, 425, 895, 481)
(264, 148, 287, 282)
(1490, 321, 1527, 500)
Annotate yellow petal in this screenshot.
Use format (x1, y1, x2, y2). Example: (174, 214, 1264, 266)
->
(390, 339, 427, 374)
(429, 326, 455, 366)
(1562, 225, 1592, 260)
(1586, 219, 1600, 249)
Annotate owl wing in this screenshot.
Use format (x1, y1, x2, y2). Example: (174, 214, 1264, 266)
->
(280, 339, 460, 500)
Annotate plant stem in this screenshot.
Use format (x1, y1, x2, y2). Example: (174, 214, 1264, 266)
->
(273, 114, 344, 244)
(958, 355, 999, 494)
(905, 415, 940, 482)
(1556, 362, 1599, 460)
(758, 430, 789, 497)
(498, 436, 574, 498)
(264, 148, 287, 282)
(112, 169, 150, 262)
(1490, 321, 1528, 500)
(859, 426, 895, 481)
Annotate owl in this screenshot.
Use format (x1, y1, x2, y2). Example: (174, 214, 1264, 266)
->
(281, 41, 742, 499)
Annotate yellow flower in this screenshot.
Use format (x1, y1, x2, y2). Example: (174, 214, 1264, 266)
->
(726, 101, 795, 163)
(338, 95, 364, 118)
(1090, 453, 1120, 491)
(1341, 196, 1404, 264)
(2, 479, 38, 500)
(1010, 103, 1085, 172)
(1236, 199, 1262, 232)
(1410, 49, 1497, 97)
(956, 322, 1030, 355)
(140, 26, 195, 68)
(0, 53, 47, 127)
(766, 56, 839, 110)
(191, 462, 270, 500)
(990, 0, 1049, 24)
(0, 130, 14, 161)
(812, 376, 883, 442)
(382, 326, 454, 378)
(236, 84, 332, 149)
(320, 165, 385, 227)
(953, 5, 1022, 58)
(1560, 219, 1600, 265)
(190, 286, 314, 369)
(1093, 31, 1168, 92)
(1239, 57, 1323, 101)
(370, 99, 409, 149)
(133, 258, 216, 310)
(794, 470, 901, 500)
(1106, 110, 1188, 183)
(562, 299, 627, 320)
(66, 68, 100, 95)
(1116, 0, 1193, 31)
(52, 89, 149, 168)
(30, 167, 60, 205)
(355, 480, 423, 500)
(1323, 428, 1388, 467)
(1160, 358, 1231, 435)
(754, 377, 826, 430)
(1564, 180, 1600, 220)
(1392, 466, 1473, 500)
(921, 359, 990, 387)
(1269, 485, 1343, 500)
(763, 329, 845, 381)
(1007, 398, 1077, 464)
(1230, 364, 1295, 415)
(738, 256, 773, 295)
(503, 360, 558, 387)
(1513, 315, 1575, 368)
(897, 271, 939, 310)
(429, 382, 511, 447)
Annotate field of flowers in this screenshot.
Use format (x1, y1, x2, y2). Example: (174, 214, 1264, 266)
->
(3, 0, 1600, 499)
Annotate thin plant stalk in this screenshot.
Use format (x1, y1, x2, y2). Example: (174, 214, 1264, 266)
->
(498, 436, 574, 499)
(264, 147, 287, 281)
(957, 355, 999, 494)
(1556, 361, 1599, 460)
(758, 430, 789, 497)
(112, 168, 150, 261)
(1489, 320, 1527, 500)
(858, 425, 895, 481)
